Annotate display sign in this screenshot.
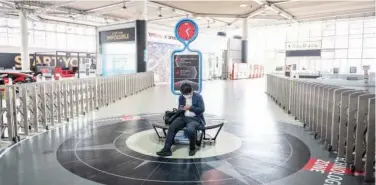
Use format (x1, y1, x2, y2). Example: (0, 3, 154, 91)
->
(286, 41, 322, 51)
(286, 50, 321, 57)
(170, 18, 202, 95)
(99, 28, 135, 43)
(0, 52, 94, 69)
(173, 54, 199, 91)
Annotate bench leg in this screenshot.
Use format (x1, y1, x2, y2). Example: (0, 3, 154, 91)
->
(197, 130, 205, 147)
(153, 126, 166, 139)
(212, 124, 223, 141)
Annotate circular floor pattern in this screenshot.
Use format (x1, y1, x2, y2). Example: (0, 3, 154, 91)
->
(56, 113, 311, 185)
(126, 129, 242, 159)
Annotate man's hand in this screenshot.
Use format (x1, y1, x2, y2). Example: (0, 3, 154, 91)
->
(184, 105, 191, 110)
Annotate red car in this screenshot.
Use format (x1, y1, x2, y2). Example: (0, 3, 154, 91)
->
(0, 71, 36, 85)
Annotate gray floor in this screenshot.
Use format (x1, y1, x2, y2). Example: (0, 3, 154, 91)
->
(0, 79, 314, 185)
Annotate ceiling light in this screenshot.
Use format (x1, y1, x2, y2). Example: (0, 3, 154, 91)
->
(122, 0, 127, 9)
(240, 4, 248, 8)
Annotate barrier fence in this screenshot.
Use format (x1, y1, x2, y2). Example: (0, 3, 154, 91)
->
(266, 74, 375, 182)
(0, 72, 154, 144)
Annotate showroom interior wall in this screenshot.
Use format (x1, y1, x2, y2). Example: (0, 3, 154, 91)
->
(248, 16, 376, 76)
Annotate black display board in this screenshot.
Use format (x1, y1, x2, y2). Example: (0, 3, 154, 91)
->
(173, 54, 200, 91)
(136, 20, 147, 73)
(99, 28, 135, 44)
(241, 40, 248, 63)
(286, 50, 321, 57)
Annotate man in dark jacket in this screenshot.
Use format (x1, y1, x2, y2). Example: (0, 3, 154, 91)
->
(157, 83, 205, 157)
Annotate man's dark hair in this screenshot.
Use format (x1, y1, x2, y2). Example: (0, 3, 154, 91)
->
(180, 83, 192, 95)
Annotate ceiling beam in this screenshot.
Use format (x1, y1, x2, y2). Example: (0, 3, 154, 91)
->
(251, 0, 298, 23)
(149, 1, 193, 16)
(85, 1, 130, 13)
(148, 15, 184, 22)
(15, 1, 83, 14)
(274, 0, 301, 5)
(194, 13, 238, 18)
(0, 6, 16, 13)
(0, 0, 15, 8)
(34, 1, 77, 14)
(244, 4, 268, 18)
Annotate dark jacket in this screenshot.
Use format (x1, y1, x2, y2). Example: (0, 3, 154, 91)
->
(178, 92, 206, 125)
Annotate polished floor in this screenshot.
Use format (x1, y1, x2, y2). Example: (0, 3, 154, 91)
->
(0, 79, 373, 185)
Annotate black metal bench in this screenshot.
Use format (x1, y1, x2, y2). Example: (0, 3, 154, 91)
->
(151, 117, 225, 146)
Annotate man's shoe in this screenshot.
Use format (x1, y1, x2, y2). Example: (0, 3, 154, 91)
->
(156, 149, 172, 157)
(189, 149, 197, 156)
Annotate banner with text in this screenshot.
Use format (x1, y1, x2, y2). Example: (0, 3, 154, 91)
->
(0, 52, 96, 70)
(99, 28, 135, 44)
(173, 54, 200, 91)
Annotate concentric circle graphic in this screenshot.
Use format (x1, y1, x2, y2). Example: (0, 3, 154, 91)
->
(56, 114, 311, 185)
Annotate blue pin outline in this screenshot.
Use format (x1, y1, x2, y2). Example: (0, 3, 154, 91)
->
(170, 18, 203, 95)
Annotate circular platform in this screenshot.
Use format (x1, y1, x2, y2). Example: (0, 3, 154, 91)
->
(56, 113, 311, 185)
(126, 129, 242, 159)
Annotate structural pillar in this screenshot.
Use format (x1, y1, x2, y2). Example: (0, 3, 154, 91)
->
(19, 9, 30, 71)
(241, 18, 248, 64)
(136, 20, 147, 72)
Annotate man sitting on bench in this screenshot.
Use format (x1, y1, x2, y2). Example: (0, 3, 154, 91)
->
(156, 83, 206, 157)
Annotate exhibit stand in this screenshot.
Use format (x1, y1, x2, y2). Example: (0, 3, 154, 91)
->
(98, 20, 147, 77)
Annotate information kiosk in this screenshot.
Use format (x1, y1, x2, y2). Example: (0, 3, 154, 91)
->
(171, 19, 202, 95)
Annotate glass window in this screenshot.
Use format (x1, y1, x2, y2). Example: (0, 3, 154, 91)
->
(320, 59, 334, 72)
(335, 36, 348, 48)
(336, 21, 349, 35)
(28, 30, 34, 46)
(347, 59, 362, 73)
(0, 32, 7, 45)
(7, 27, 20, 46)
(323, 21, 335, 36)
(0, 18, 6, 26)
(76, 26, 84, 35)
(33, 22, 45, 31)
(322, 37, 335, 48)
(363, 49, 376, 58)
(57, 24, 66, 32)
(348, 38, 362, 48)
(45, 23, 56, 31)
(46, 32, 56, 48)
(321, 51, 335, 59)
(7, 19, 19, 27)
(85, 27, 96, 35)
(337, 59, 348, 73)
(309, 22, 322, 38)
(335, 49, 348, 59)
(363, 37, 376, 48)
(298, 24, 310, 41)
(34, 31, 46, 47)
(66, 25, 75, 34)
(364, 26, 376, 34)
(348, 49, 362, 59)
(286, 26, 298, 42)
(362, 59, 374, 66)
(8, 33, 20, 46)
(56, 32, 66, 49)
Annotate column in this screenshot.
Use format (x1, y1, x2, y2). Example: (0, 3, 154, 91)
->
(136, 20, 147, 73)
(241, 18, 248, 64)
(19, 9, 30, 71)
